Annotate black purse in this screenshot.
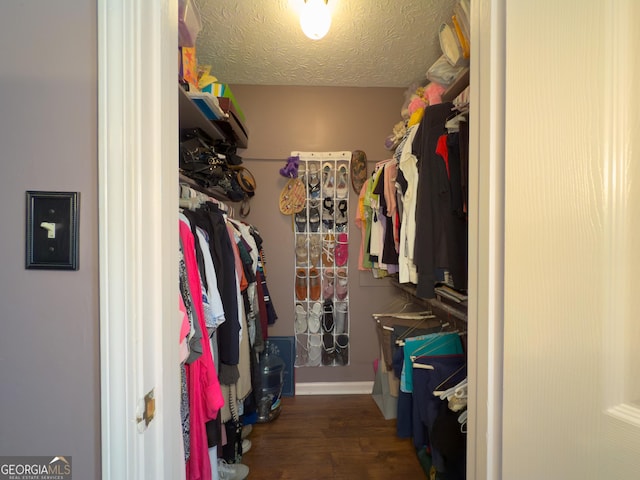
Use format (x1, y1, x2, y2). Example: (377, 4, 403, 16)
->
(180, 128, 247, 202)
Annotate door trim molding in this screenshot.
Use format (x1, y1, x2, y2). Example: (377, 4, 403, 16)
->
(467, 0, 505, 478)
(98, 0, 181, 478)
(602, 0, 640, 421)
(96, 0, 505, 478)
(98, 2, 134, 477)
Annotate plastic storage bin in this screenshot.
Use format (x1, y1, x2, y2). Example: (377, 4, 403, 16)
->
(179, 0, 202, 47)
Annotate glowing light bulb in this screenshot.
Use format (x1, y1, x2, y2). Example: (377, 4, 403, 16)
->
(300, 0, 331, 40)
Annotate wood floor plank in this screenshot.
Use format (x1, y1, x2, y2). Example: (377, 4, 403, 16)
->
(240, 394, 426, 479)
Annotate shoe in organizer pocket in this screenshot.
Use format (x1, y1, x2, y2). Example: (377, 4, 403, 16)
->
(295, 268, 307, 300)
(308, 267, 321, 301)
(295, 303, 307, 333)
(334, 301, 348, 334)
(334, 334, 349, 366)
(322, 332, 335, 366)
(308, 301, 322, 333)
(308, 200, 321, 232)
(323, 269, 335, 300)
(335, 199, 348, 231)
(321, 162, 335, 198)
(322, 299, 334, 332)
(335, 163, 349, 199)
(295, 234, 308, 265)
(322, 196, 334, 231)
(307, 162, 321, 198)
(309, 235, 321, 267)
(335, 233, 348, 267)
(322, 233, 335, 267)
(294, 209, 307, 233)
(335, 268, 348, 300)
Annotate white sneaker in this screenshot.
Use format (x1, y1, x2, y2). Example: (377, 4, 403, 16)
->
(241, 424, 253, 440)
(242, 438, 252, 454)
(217, 459, 249, 480)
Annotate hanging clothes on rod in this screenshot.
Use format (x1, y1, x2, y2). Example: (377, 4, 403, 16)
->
(372, 294, 439, 373)
(412, 354, 467, 479)
(179, 214, 225, 480)
(180, 174, 235, 215)
(178, 180, 279, 479)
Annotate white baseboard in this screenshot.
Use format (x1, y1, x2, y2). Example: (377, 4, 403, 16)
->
(295, 381, 374, 395)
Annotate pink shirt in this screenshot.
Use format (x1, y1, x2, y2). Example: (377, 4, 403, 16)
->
(179, 294, 191, 364)
(181, 220, 224, 480)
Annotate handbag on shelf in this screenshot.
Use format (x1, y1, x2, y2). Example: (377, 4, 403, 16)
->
(180, 128, 251, 203)
(229, 165, 256, 198)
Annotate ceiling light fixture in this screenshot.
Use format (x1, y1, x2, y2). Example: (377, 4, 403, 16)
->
(300, 0, 331, 40)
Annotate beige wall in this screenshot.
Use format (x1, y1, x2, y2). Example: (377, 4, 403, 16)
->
(232, 85, 403, 162)
(231, 85, 405, 160)
(232, 85, 405, 383)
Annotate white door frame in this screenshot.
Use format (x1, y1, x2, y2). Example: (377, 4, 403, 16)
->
(97, 0, 506, 478)
(98, 0, 183, 478)
(466, 0, 506, 479)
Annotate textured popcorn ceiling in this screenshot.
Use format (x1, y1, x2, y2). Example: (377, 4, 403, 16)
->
(195, 0, 457, 88)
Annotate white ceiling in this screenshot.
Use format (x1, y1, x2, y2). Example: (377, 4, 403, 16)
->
(194, 0, 457, 88)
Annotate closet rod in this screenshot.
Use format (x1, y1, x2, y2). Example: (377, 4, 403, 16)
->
(389, 278, 468, 324)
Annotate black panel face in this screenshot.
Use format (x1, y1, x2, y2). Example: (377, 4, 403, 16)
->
(25, 191, 79, 270)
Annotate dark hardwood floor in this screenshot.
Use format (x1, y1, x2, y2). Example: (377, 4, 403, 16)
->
(240, 394, 427, 479)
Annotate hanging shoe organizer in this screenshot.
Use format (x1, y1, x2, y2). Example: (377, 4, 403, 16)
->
(291, 151, 351, 367)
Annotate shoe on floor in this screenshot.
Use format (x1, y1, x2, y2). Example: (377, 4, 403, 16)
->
(242, 438, 252, 454)
(217, 459, 249, 480)
(241, 424, 253, 440)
